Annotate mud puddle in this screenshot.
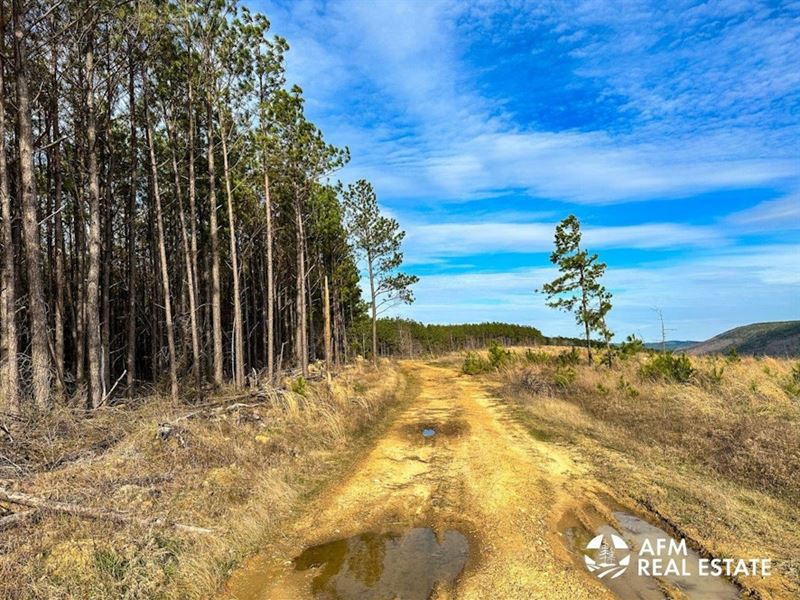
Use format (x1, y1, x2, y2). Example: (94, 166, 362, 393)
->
(562, 509, 740, 599)
(422, 428, 436, 437)
(293, 527, 469, 599)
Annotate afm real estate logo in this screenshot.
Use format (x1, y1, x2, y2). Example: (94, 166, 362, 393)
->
(584, 534, 771, 579)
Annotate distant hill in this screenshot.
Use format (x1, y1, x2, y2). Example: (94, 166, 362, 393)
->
(644, 340, 699, 352)
(685, 321, 800, 357)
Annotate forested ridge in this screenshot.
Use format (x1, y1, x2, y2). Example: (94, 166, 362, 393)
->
(0, 0, 418, 417)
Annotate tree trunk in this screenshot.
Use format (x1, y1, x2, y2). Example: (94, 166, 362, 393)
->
(126, 53, 137, 393)
(0, 14, 17, 414)
(144, 76, 178, 402)
(186, 75, 201, 382)
(206, 99, 223, 386)
(263, 167, 274, 381)
(14, 0, 52, 409)
(579, 264, 592, 365)
(50, 42, 65, 401)
(165, 114, 201, 393)
(294, 197, 308, 376)
(85, 36, 104, 408)
(218, 114, 244, 388)
(368, 254, 377, 366)
(323, 275, 332, 374)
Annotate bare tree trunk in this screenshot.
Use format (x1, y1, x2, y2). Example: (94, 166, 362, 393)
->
(263, 169, 274, 381)
(84, 35, 104, 408)
(294, 198, 308, 376)
(101, 123, 113, 395)
(323, 274, 332, 373)
(579, 265, 592, 365)
(126, 54, 137, 393)
(186, 76, 201, 381)
(0, 12, 17, 413)
(50, 42, 65, 401)
(206, 99, 223, 386)
(14, 0, 52, 409)
(164, 114, 201, 393)
(218, 114, 244, 388)
(144, 75, 178, 402)
(367, 254, 377, 366)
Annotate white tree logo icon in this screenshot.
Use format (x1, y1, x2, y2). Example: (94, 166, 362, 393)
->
(584, 533, 630, 579)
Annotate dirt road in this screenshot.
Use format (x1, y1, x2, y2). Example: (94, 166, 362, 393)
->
(222, 360, 617, 599)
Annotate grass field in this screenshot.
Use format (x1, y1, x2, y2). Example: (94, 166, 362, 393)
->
(476, 346, 800, 598)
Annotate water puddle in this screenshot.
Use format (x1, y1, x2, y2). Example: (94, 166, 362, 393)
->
(294, 527, 469, 599)
(563, 510, 741, 599)
(422, 428, 436, 438)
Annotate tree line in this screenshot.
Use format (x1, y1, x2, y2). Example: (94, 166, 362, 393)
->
(0, 0, 415, 419)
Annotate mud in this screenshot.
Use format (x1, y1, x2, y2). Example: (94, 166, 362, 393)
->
(292, 527, 469, 599)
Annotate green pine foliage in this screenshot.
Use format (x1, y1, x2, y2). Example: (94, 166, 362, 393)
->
(639, 353, 696, 383)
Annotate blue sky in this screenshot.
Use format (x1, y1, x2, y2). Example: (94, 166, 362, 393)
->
(249, 0, 799, 341)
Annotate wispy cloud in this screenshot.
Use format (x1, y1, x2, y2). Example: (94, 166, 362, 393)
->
(395, 245, 800, 339)
(259, 0, 799, 205)
(726, 191, 800, 231)
(405, 220, 724, 264)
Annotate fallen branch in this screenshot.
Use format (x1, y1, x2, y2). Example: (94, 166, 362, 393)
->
(0, 509, 36, 531)
(0, 488, 213, 535)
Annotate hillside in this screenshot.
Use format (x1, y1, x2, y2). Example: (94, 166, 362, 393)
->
(687, 321, 800, 357)
(644, 340, 698, 351)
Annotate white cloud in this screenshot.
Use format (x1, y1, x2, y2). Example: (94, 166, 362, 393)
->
(404, 220, 724, 264)
(257, 0, 800, 205)
(726, 191, 800, 231)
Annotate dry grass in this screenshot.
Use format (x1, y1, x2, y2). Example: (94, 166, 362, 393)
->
(490, 346, 800, 596)
(0, 359, 413, 599)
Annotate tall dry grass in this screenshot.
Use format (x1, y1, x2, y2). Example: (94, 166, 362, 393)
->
(487, 346, 800, 594)
(0, 360, 411, 599)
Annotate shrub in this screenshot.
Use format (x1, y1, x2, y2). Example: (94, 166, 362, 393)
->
(462, 352, 488, 375)
(524, 349, 551, 365)
(783, 363, 800, 398)
(616, 376, 639, 398)
(555, 348, 581, 366)
(291, 376, 309, 396)
(707, 364, 725, 386)
(726, 347, 740, 363)
(488, 341, 514, 369)
(553, 366, 577, 389)
(639, 353, 695, 383)
(620, 334, 645, 358)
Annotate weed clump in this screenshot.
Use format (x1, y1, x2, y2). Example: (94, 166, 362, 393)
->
(639, 352, 695, 383)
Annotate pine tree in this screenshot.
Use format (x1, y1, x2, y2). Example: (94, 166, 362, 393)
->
(343, 180, 418, 366)
(540, 215, 612, 365)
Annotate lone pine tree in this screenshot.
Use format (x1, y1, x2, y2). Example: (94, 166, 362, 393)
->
(343, 179, 418, 366)
(541, 215, 613, 365)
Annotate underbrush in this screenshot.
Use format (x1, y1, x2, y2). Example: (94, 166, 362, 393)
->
(0, 360, 410, 599)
